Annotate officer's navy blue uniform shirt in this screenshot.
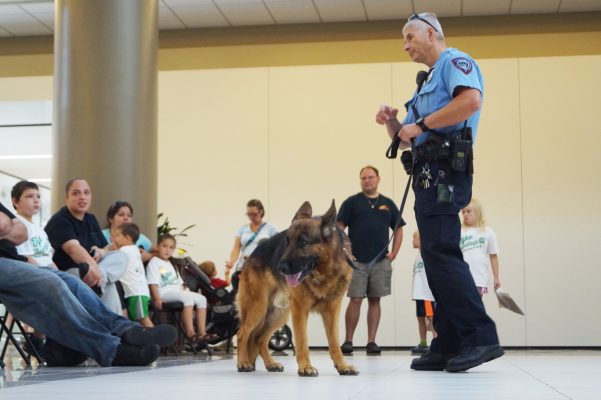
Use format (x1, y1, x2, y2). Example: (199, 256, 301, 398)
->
(402, 47, 484, 146)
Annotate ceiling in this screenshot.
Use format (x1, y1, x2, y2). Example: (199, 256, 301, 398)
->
(1, 0, 600, 186)
(0, 0, 601, 37)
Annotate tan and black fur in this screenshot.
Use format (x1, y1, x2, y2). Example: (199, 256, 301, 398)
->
(236, 201, 358, 377)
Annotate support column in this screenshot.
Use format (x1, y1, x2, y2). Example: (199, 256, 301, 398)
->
(53, 0, 158, 242)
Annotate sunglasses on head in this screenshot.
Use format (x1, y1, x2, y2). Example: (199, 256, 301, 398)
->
(408, 13, 439, 33)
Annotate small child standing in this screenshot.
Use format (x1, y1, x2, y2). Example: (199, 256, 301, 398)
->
(199, 260, 230, 289)
(410, 231, 436, 354)
(11, 181, 55, 268)
(113, 223, 153, 327)
(146, 234, 214, 342)
(460, 198, 501, 297)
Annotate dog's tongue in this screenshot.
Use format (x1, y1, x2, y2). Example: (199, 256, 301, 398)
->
(284, 272, 303, 287)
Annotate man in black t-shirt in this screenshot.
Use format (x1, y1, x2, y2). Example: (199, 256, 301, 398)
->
(337, 165, 405, 355)
(45, 178, 127, 314)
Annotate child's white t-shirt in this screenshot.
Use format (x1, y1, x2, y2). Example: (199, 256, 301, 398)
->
(412, 251, 434, 301)
(119, 244, 150, 298)
(146, 256, 184, 297)
(15, 215, 54, 267)
(460, 226, 499, 287)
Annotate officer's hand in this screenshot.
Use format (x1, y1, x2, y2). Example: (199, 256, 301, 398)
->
(375, 105, 399, 125)
(399, 123, 422, 143)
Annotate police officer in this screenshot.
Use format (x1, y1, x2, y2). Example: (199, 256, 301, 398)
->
(375, 12, 503, 372)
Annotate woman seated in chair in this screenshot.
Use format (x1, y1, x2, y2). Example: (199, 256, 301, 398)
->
(102, 201, 153, 263)
(146, 234, 216, 342)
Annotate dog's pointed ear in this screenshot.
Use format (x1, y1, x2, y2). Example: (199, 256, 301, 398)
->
(292, 201, 312, 222)
(320, 199, 337, 239)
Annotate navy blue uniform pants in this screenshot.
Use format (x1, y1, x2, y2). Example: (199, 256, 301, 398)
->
(412, 161, 499, 354)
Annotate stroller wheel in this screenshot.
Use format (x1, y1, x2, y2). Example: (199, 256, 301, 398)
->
(268, 324, 293, 351)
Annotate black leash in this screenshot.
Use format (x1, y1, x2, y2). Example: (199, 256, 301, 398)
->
(345, 139, 415, 270)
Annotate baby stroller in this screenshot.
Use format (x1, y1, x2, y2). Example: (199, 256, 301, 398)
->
(172, 257, 238, 353)
(173, 257, 293, 353)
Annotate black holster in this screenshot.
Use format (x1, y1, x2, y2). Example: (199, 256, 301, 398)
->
(414, 128, 474, 175)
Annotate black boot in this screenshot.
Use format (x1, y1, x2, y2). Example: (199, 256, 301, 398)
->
(410, 351, 456, 371)
(445, 344, 504, 373)
(121, 325, 177, 348)
(112, 343, 160, 366)
(43, 338, 88, 367)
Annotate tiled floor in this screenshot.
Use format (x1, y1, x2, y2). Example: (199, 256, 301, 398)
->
(1, 348, 600, 399)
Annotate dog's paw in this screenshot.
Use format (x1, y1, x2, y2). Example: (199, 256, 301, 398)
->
(265, 362, 284, 372)
(337, 364, 359, 376)
(237, 362, 256, 372)
(298, 366, 319, 377)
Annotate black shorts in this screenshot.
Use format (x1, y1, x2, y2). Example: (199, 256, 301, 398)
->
(415, 299, 435, 317)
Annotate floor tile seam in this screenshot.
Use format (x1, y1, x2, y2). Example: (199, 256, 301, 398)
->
(507, 359, 574, 400)
(346, 358, 409, 399)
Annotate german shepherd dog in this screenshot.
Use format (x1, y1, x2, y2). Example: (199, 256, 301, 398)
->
(236, 201, 358, 377)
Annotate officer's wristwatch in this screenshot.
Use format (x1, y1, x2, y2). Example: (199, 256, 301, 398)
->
(416, 117, 430, 132)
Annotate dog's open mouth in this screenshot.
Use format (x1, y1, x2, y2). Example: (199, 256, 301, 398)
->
(281, 261, 315, 287)
(283, 271, 304, 287)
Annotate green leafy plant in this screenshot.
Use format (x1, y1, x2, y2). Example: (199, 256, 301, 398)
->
(157, 212, 196, 239)
(156, 213, 196, 257)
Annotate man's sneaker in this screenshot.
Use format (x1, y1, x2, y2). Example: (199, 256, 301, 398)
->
(410, 344, 429, 354)
(366, 342, 382, 354)
(122, 325, 177, 348)
(112, 343, 160, 366)
(340, 341, 353, 354)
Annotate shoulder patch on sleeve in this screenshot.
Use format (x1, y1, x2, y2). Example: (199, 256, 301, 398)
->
(451, 57, 473, 75)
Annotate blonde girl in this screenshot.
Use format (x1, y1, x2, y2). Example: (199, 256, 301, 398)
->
(460, 199, 500, 296)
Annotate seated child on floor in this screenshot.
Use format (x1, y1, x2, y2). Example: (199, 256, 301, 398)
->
(146, 234, 215, 342)
(113, 223, 153, 327)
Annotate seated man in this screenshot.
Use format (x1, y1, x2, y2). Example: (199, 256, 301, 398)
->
(0, 201, 176, 366)
(45, 178, 127, 313)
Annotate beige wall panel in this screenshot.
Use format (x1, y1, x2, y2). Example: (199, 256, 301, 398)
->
(158, 69, 269, 272)
(519, 55, 601, 346)
(0, 76, 52, 100)
(473, 59, 526, 346)
(268, 63, 400, 346)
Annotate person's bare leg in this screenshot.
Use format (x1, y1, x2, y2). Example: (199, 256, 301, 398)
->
(181, 305, 195, 338)
(195, 307, 208, 338)
(344, 298, 363, 342)
(138, 316, 154, 328)
(366, 297, 381, 343)
(417, 316, 427, 342)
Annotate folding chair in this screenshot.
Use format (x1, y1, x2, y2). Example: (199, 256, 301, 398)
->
(150, 301, 200, 355)
(0, 302, 43, 368)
